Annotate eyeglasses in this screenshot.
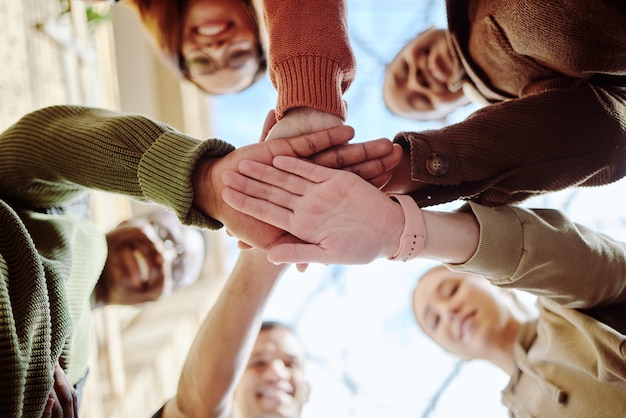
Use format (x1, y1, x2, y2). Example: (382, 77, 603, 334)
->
(150, 222, 186, 285)
(180, 41, 264, 78)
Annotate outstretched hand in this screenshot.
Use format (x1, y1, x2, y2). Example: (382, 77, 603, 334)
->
(221, 156, 406, 265)
(194, 126, 358, 250)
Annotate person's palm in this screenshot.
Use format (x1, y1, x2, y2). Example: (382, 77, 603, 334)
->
(194, 125, 356, 249)
(222, 156, 405, 264)
(268, 164, 397, 264)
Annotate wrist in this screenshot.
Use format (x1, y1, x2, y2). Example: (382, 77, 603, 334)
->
(387, 194, 426, 262)
(282, 107, 343, 128)
(192, 157, 222, 221)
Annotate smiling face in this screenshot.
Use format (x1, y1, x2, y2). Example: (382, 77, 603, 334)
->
(180, 0, 264, 94)
(383, 27, 467, 120)
(412, 266, 518, 361)
(98, 211, 206, 306)
(234, 326, 310, 418)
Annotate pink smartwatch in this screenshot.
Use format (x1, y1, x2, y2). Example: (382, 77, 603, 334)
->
(387, 194, 426, 262)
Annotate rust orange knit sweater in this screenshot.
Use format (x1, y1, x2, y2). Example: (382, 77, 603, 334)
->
(264, 0, 356, 120)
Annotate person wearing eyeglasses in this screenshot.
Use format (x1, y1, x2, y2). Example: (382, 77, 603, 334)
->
(379, 0, 626, 208)
(94, 209, 207, 307)
(102, 0, 356, 143)
(127, 0, 268, 96)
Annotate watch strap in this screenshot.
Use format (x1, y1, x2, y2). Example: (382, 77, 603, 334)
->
(387, 194, 426, 262)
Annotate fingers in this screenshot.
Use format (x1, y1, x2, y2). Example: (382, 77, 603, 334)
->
(43, 397, 54, 418)
(368, 172, 393, 189)
(311, 141, 404, 182)
(382, 143, 404, 171)
(266, 125, 355, 158)
(44, 364, 77, 418)
(237, 240, 253, 250)
(310, 138, 393, 168)
(222, 167, 301, 208)
(222, 187, 294, 233)
(268, 243, 330, 265)
(259, 109, 277, 143)
(271, 156, 336, 185)
(53, 364, 77, 418)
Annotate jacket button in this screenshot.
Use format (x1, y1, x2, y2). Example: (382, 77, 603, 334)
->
(426, 153, 449, 176)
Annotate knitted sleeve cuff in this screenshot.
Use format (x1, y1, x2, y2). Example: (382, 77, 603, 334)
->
(139, 132, 235, 230)
(272, 56, 349, 120)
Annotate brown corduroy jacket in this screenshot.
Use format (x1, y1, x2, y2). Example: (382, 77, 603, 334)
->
(398, 0, 626, 207)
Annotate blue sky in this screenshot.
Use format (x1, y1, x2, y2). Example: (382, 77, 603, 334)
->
(209, 1, 626, 416)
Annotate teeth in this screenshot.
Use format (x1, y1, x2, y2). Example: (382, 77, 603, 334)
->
(260, 387, 291, 397)
(197, 24, 227, 36)
(133, 250, 149, 282)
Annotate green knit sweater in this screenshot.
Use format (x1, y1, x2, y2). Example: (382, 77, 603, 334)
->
(0, 105, 234, 417)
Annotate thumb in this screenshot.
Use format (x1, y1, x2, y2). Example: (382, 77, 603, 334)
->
(259, 109, 277, 142)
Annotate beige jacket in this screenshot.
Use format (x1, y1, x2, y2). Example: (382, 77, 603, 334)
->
(454, 203, 626, 417)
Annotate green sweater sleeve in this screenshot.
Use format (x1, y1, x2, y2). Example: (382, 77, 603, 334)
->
(0, 105, 237, 416)
(0, 105, 235, 229)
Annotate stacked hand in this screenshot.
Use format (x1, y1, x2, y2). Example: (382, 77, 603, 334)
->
(221, 156, 406, 265)
(193, 111, 403, 251)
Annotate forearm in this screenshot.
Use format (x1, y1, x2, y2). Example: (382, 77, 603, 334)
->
(399, 83, 626, 207)
(419, 210, 480, 264)
(264, 0, 355, 120)
(0, 106, 233, 229)
(452, 203, 626, 308)
(163, 249, 288, 418)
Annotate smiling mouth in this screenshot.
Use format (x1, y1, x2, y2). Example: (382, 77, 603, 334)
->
(195, 22, 232, 37)
(428, 61, 448, 85)
(257, 386, 294, 401)
(459, 311, 477, 339)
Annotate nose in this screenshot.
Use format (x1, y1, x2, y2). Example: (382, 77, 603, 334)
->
(406, 54, 430, 92)
(439, 295, 461, 322)
(197, 42, 230, 68)
(200, 37, 227, 50)
(445, 304, 461, 320)
(441, 300, 464, 337)
(262, 359, 290, 381)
